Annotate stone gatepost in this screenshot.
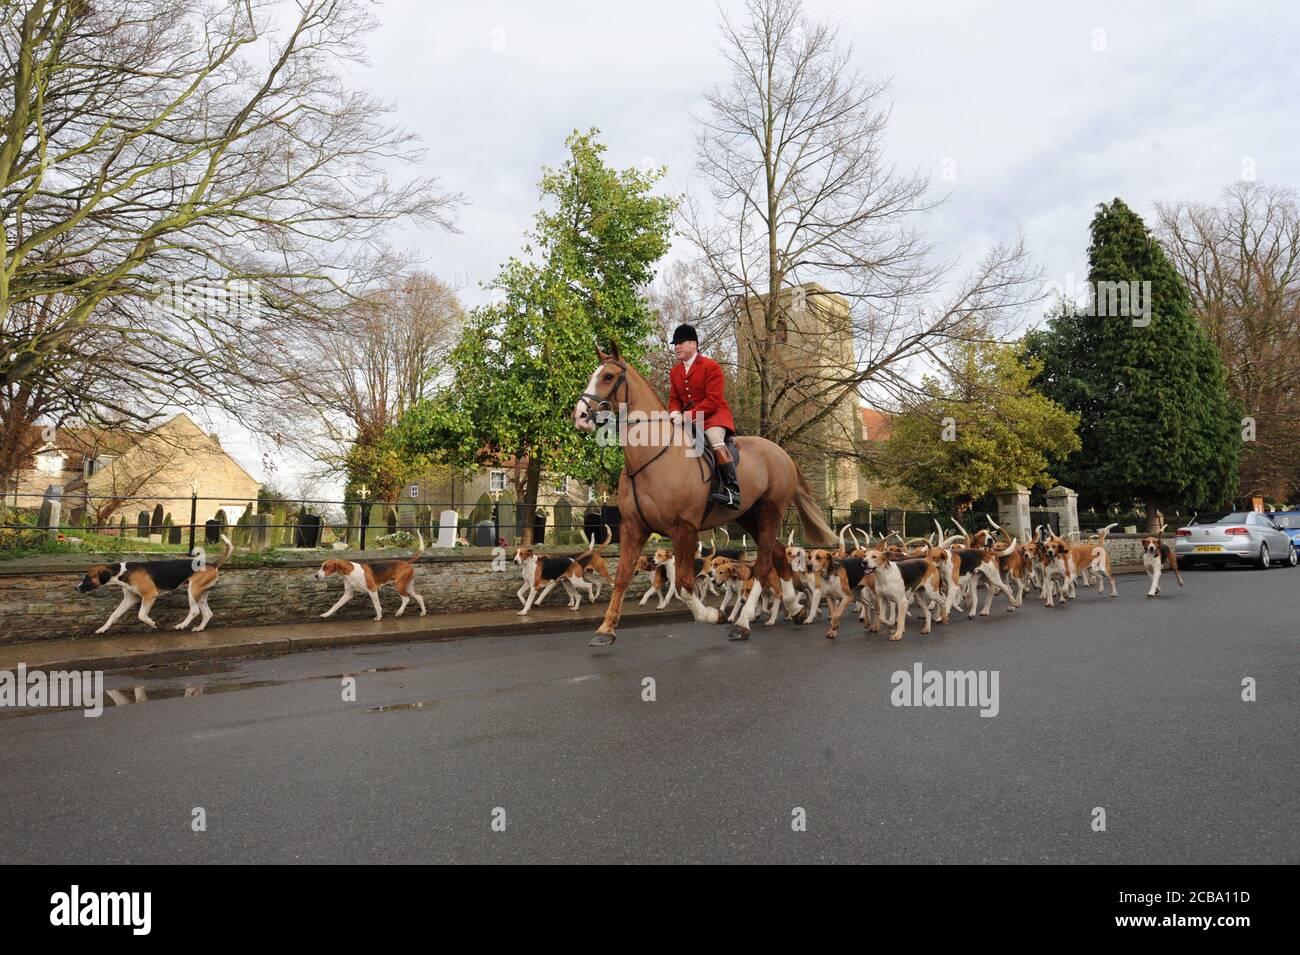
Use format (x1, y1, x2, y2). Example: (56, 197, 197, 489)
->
(993, 484, 1031, 542)
(1046, 485, 1080, 540)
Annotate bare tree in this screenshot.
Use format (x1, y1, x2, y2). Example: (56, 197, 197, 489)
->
(257, 269, 465, 499)
(1, 0, 462, 494)
(681, 0, 1038, 467)
(1156, 182, 1300, 500)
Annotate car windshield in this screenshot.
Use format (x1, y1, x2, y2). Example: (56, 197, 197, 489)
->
(1208, 512, 1252, 525)
(1270, 514, 1300, 529)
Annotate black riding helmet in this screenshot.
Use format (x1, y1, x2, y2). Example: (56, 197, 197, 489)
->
(671, 323, 698, 344)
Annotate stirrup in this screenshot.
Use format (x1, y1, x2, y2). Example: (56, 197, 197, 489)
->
(709, 486, 739, 507)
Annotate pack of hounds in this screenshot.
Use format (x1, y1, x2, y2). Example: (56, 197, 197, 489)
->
(513, 519, 1184, 642)
(75, 518, 1183, 638)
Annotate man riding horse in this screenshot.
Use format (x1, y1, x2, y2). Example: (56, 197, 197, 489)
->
(666, 323, 740, 509)
(573, 339, 835, 646)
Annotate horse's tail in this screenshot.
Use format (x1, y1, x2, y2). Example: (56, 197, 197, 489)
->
(792, 466, 836, 548)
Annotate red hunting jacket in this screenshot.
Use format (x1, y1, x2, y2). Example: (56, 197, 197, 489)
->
(667, 353, 736, 433)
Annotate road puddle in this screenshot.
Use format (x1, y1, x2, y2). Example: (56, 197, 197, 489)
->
(0, 663, 414, 720)
(368, 700, 439, 712)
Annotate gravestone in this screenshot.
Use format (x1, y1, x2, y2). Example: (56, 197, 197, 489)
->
(252, 513, 270, 548)
(553, 496, 574, 545)
(39, 485, 62, 541)
(367, 504, 389, 542)
(295, 514, 323, 547)
(473, 520, 495, 547)
(437, 509, 458, 548)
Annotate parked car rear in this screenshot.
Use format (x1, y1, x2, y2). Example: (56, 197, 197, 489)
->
(1174, 512, 1298, 569)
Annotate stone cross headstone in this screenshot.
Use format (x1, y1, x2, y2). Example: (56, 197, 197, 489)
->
(437, 509, 459, 548)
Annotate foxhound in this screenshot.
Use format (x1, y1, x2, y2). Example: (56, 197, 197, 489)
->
(861, 547, 947, 641)
(711, 559, 800, 627)
(939, 534, 1020, 618)
(513, 544, 598, 614)
(638, 548, 678, 609)
(316, 532, 427, 621)
(1063, 523, 1118, 598)
(806, 549, 894, 639)
(1142, 525, 1184, 597)
(78, 535, 234, 634)
(1036, 530, 1073, 607)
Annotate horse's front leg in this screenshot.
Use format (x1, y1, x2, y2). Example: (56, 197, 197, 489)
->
(671, 526, 719, 625)
(591, 517, 649, 647)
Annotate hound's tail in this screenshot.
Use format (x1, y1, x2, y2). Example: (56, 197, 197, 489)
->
(211, 534, 234, 569)
(792, 467, 835, 548)
(409, 530, 425, 562)
(1095, 522, 1118, 544)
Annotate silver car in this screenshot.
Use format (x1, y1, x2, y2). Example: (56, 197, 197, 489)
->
(1175, 511, 1299, 569)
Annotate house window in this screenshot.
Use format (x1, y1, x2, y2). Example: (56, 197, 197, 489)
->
(489, 470, 506, 492)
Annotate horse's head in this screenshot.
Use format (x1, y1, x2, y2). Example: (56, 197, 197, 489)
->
(573, 341, 626, 433)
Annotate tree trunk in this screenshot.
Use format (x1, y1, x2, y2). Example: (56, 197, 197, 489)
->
(520, 456, 544, 545)
(1145, 493, 1163, 533)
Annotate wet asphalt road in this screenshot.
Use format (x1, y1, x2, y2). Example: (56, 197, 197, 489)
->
(1, 564, 1296, 864)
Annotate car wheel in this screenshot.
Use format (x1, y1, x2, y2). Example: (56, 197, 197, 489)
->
(1257, 543, 1270, 569)
(1289, 547, 1298, 568)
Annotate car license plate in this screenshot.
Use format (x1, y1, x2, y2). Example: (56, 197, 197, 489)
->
(1194, 545, 1223, 553)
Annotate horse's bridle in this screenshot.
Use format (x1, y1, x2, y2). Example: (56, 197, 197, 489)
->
(576, 360, 628, 424)
(575, 357, 712, 535)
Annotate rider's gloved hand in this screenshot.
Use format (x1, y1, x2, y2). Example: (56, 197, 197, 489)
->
(668, 410, 683, 426)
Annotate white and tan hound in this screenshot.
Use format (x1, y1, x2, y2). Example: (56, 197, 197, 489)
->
(637, 548, 678, 609)
(78, 535, 234, 634)
(316, 532, 427, 621)
(861, 546, 946, 641)
(1142, 525, 1184, 597)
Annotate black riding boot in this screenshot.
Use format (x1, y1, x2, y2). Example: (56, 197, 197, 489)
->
(710, 459, 741, 508)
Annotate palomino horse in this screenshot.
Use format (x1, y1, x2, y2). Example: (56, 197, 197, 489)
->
(572, 341, 835, 645)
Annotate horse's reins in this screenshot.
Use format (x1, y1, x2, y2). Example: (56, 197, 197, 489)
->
(578, 359, 711, 534)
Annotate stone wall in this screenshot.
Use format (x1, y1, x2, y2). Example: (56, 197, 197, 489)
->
(0, 550, 649, 644)
(0, 536, 1152, 645)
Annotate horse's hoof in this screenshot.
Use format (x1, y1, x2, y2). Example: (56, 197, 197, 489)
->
(589, 632, 616, 647)
(728, 626, 750, 641)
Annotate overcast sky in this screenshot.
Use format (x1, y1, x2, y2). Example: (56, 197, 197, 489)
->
(220, 0, 1300, 495)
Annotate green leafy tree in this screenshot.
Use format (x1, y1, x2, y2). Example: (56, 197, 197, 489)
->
(393, 130, 675, 540)
(872, 342, 1080, 513)
(1024, 199, 1239, 528)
